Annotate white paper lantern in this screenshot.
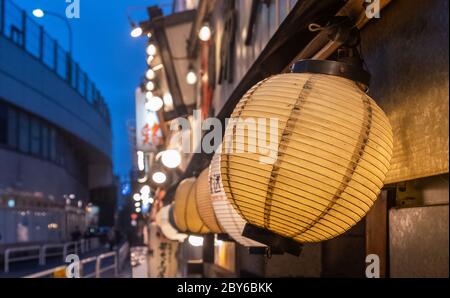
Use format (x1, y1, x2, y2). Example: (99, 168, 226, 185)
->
(155, 204, 187, 242)
(209, 148, 265, 247)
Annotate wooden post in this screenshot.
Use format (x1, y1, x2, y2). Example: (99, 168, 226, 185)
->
(365, 189, 395, 277)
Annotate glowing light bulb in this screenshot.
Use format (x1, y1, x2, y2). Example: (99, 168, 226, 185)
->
(146, 81, 155, 91)
(186, 70, 197, 85)
(188, 235, 204, 247)
(163, 93, 173, 110)
(32, 9, 44, 18)
(152, 171, 167, 184)
(146, 69, 155, 80)
(198, 24, 211, 41)
(147, 44, 157, 56)
(131, 27, 143, 38)
(161, 149, 181, 169)
(137, 151, 145, 171)
(145, 97, 163, 112)
(140, 185, 150, 195)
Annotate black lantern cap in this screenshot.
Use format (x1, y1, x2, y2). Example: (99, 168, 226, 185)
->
(291, 58, 371, 88)
(242, 223, 303, 256)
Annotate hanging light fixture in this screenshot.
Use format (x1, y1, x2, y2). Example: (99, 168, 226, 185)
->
(146, 43, 157, 56)
(140, 185, 150, 195)
(146, 69, 156, 80)
(188, 235, 204, 247)
(32, 9, 45, 18)
(186, 64, 198, 85)
(155, 204, 187, 242)
(130, 26, 143, 38)
(145, 96, 163, 112)
(146, 81, 155, 91)
(209, 148, 266, 248)
(173, 177, 210, 234)
(198, 22, 212, 42)
(145, 91, 153, 100)
(133, 193, 141, 201)
(137, 151, 145, 171)
(163, 93, 174, 110)
(195, 168, 223, 233)
(220, 45, 394, 243)
(160, 149, 181, 169)
(152, 171, 167, 184)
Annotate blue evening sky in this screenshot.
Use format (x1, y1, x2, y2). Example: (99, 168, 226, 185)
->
(13, 0, 172, 179)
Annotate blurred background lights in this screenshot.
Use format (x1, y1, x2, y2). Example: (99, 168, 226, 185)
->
(146, 81, 155, 91)
(140, 185, 150, 195)
(163, 93, 173, 110)
(133, 193, 141, 201)
(32, 9, 44, 18)
(146, 69, 155, 80)
(146, 44, 157, 56)
(186, 70, 197, 85)
(130, 26, 143, 38)
(145, 97, 163, 112)
(7, 199, 15, 208)
(152, 171, 167, 184)
(188, 235, 204, 247)
(152, 64, 163, 71)
(137, 151, 145, 171)
(198, 24, 211, 41)
(161, 149, 181, 169)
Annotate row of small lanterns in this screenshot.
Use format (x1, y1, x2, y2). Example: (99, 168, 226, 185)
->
(155, 147, 266, 248)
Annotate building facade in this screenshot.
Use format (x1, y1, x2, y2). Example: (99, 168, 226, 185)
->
(0, 0, 113, 246)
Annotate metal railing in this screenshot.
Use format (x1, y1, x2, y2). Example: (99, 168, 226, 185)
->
(24, 242, 130, 278)
(95, 251, 118, 278)
(4, 245, 41, 273)
(3, 238, 100, 273)
(0, 0, 110, 125)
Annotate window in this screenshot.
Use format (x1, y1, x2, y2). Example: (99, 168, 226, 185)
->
(49, 128, 57, 162)
(56, 133, 66, 165)
(8, 108, 17, 148)
(0, 103, 7, 144)
(0, 100, 88, 184)
(41, 125, 49, 159)
(30, 117, 41, 156)
(18, 112, 30, 153)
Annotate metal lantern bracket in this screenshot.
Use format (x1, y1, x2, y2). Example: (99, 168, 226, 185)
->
(242, 223, 303, 257)
(217, 233, 234, 242)
(248, 246, 284, 256)
(300, 16, 371, 89)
